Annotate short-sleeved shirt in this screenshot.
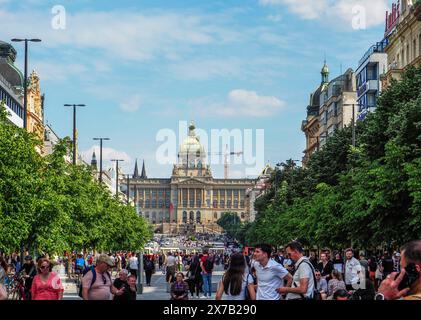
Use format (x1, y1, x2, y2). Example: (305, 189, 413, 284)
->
(286, 257, 315, 300)
(82, 270, 112, 300)
(166, 256, 176, 267)
(129, 257, 138, 270)
(31, 272, 64, 300)
(254, 259, 289, 300)
(345, 257, 362, 285)
(221, 273, 254, 300)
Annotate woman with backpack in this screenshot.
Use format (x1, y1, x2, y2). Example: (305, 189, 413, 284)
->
(216, 253, 256, 300)
(187, 254, 202, 298)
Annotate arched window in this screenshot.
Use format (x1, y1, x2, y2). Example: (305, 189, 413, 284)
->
(189, 211, 194, 223)
(183, 211, 187, 223)
(196, 211, 201, 223)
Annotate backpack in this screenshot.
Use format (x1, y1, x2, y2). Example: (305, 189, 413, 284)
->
(293, 259, 322, 300)
(77, 266, 111, 298)
(204, 256, 214, 273)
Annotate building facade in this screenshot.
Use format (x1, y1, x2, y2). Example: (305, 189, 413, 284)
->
(121, 123, 256, 234)
(356, 41, 388, 121)
(381, 0, 421, 87)
(318, 68, 357, 148)
(301, 62, 329, 166)
(0, 40, 24, 127)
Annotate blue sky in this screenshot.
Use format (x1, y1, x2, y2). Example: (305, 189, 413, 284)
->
(0, 0, 393, 178)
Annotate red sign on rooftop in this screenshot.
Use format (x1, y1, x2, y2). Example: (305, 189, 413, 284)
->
(385, 0, 400, 37)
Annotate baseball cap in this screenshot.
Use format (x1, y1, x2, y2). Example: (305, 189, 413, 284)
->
(96, 254, 115, 267)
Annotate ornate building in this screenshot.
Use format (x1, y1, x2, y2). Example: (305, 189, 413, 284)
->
(26, 70, 45, 147)
(122, 122, 256, 234)
(381, 0, 421, 87)
(301, 62, 329, 166)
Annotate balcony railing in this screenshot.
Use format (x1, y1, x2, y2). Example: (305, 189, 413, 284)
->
(358, 40, 388, 67)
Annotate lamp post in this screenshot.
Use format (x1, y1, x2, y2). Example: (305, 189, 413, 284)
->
(93, 138, 110, 183)
(126, 174, 130, 205)
(111, 159, 124, 199)
(64, 104, 86, 165)
(11, 38, 41, 130)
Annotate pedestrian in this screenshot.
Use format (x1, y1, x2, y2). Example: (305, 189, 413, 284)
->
(332, 252, 344, 275)
(380, 251, 394, 280)
(344, 248, 362, 291)
(19, 255, 37, 300)
(359, 253, 369, 278)
(0, 257, 8, 300)
(327, 269, 346, 299)
(128, 253, 138, 278)
(165, 252, 176, 283)
(281, 242, 317, 300)
(252, 243, 292, 300)
(31, 258, 64, 300)
(317, 252, 334, 282)
(81, 254, 121, 300)
(376, 240, 421, 300)
(216, 253, 256, 300)
(144, 257, 155, 286)
(112, 269, 136, 301)
(170, 272, 189, 300)
(158, 254, 163, 270)
(187, 254, 202, 298)
(314, 270, 328, 299)
(200, 249, 215, 299)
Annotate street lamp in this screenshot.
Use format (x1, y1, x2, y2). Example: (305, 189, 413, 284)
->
(93, 137, 110, 183)
(111, 159, 124, 199)
(64, 104, 86, 165)
(11, 38, 41, 130)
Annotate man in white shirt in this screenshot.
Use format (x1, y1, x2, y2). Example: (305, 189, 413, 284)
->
(165, 252, 176, 283)
(253, 244, 292, 300)
(344, 248, 363, 291)
(278, 241, 315, 300)
(128, 253, 138, 277)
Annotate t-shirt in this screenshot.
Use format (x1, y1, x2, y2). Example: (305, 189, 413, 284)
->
(129, 256, 138, 270)
(286, 257, 315, 300)
(316, 278, 328, 293)
(82, 269, 112, 300)
(345, 257, 362, 285)
(113, 278, 135, 301)
(201, 255, 214, 273)
(254, 259, 289, 300)
(381, 258, 394, 273)
(166, 256, 176, 267)
(221, 274, 254, 301)
(31, 272, 63, 300)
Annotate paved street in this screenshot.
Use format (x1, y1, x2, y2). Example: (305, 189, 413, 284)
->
(60, 264, 225, 300)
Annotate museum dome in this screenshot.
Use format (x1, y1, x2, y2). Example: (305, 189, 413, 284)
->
(0, 40, 24, 89)
(179, 122, 205, 158)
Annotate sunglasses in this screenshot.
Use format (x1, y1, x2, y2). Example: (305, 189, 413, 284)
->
(40, 265, 49, 270)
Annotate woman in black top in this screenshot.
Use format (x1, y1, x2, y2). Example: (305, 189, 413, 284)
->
(317, 252, 334, 282)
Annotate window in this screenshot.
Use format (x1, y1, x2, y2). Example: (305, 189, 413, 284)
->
(407, 44, 410, 65)
(234, 200, 239, 209)
(196, 211, 201, 223)
(367, 65, 377, 80)
(220, 200, 225, 208)
(227, 200, 232, 208)
(327, 103, 334, 119)
(182, 211, 187, 223)
(189, 211, 194, 223)
(367, 94, 376, 108)
(414, 39, 417, 62)
(240, 200, 245, 208)
(214, 212, 218, 219)
(334, 102, 338, 116)
(145, 199, 150, 208)
(151, 199, 157, 208)
(213, 200, 218, 208)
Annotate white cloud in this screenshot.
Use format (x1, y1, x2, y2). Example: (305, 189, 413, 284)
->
(0, 9, 236, 62)
(259, 0, 389, 28)
(191, 89, 285, 118)
(119, 94, 142, 112)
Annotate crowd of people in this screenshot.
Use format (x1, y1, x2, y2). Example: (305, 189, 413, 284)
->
(1, 239, 420, 301)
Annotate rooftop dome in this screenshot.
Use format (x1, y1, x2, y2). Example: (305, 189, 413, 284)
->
(179, 121, 205, 159)
(261, 164, 274, 176)
(0, 40, 24, 89)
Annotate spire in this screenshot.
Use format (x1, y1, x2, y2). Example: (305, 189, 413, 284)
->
(91, 151, 97, 170)
(321, 60, 329, 85)
(140, 160, 147, 179)
(133, 159, 139, 178)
